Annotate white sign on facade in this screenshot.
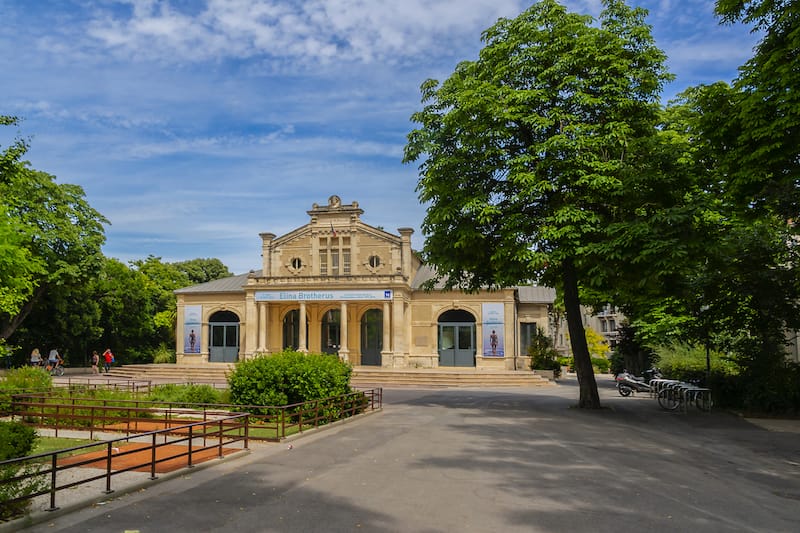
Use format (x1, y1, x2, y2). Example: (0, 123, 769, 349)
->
(255, 289, 393, 302)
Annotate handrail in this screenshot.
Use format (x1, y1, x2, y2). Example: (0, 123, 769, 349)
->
(0, 414, 249, 513)
(11, 388, 382, 441)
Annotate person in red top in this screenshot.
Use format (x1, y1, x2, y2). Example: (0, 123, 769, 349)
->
(102, 348, 115, 373)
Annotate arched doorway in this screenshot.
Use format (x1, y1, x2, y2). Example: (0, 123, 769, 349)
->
(438, 309, 476, 367)
(321, 309, 340, 355)
(282, 309, 309, 350)
(209, 310, 240, 363)
(360, 309, 383, 366)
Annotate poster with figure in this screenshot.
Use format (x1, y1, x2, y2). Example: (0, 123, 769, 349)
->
(184, 305, 202, 353)
(482, 303, 504, 357)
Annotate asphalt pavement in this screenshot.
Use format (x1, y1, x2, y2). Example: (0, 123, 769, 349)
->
(8, 375, 800, 532)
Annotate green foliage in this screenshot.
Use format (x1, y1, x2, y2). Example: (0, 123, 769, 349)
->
(713, 1, 800, 220)
(8, 252, 232, 366)
(609, 350, 624, 376)
(173, 258, 233, 284)
(653, 343, 738, 379)
(612, 324, 655, 376)
(0, 420, 45, 521)
(584, 327, 610, 359)
(527, 326, 561, 377)
(0, 366, 52, 391)
(0, 420, 37, 459)
(591, 357, 611, 373)
(146, 384, 223, 405)
(652, 342, 800, 413)
(227, 350, 352, 410)
(0, 164, 108, 343)
(404, 0, 672, 408)
(607, 0, 800, 411)
(152, 344, 177, 364)
(0, 367, 53, 412)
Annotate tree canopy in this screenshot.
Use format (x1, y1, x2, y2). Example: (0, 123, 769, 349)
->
(2, 115, 235, 365)
(404, 0, 672, 408)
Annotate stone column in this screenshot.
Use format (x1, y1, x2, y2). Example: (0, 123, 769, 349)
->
(339, 301, 349, 363)
(381, 301, 391, 360)
(201, 322, 210, 364)
(299, 301, 307, 352)
(245, 293, 257, 358)
(391, 297, 405, 367)
(258, 302, 268, 352)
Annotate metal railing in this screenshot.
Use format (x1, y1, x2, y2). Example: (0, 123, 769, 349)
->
(0, 414, 249, 513)
(50, 377, 154, 394)
(10, 388, 382, 441)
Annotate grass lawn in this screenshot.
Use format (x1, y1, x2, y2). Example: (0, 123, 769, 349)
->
(33, 435, 101, 457)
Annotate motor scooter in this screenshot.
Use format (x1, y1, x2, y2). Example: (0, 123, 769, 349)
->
(615, 368, 662, 397)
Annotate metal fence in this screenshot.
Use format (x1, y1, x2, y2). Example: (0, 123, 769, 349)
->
(1, 388, 382, 517)
(10, 388, 382, 441)
(0, 414, 250, 513)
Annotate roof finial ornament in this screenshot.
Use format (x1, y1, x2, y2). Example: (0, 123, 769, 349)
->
(329, 195, 341, 208)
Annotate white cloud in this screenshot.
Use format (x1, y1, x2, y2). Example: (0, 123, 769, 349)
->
(82, 0, 526, 65)
(3, 0, 760, 274)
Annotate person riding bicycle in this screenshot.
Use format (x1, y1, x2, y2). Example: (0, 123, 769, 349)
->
(30, 348, 43, 367)
(46, 349, 63, 372)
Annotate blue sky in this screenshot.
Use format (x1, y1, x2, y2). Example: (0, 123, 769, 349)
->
(1, 0, 759, 275)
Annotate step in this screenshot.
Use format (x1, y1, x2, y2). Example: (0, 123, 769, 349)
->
(104, 364, 553, 388)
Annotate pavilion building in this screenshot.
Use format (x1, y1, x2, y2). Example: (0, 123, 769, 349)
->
(175, 195, 555, 370)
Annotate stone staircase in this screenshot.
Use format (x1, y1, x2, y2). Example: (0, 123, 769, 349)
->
(105, 364, 554, 388)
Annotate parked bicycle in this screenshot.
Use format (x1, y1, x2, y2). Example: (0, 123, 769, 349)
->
(656, 380, 712, 412)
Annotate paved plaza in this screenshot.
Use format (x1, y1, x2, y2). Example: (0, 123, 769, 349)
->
(8, 375, 800, 532)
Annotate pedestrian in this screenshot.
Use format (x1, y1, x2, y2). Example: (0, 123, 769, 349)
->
(102, 348, 115, 373)
(30, 348, 42, 367)
(91, 350, 100, 374)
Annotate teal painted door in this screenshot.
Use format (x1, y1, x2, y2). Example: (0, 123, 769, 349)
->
(209, 323, 239, 362)
(438, 324, 475, 367)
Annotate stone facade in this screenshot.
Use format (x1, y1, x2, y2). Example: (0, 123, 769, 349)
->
(175, 196, 555, 369)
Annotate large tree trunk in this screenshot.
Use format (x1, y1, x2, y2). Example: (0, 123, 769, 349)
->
(562, 258, 601, 408)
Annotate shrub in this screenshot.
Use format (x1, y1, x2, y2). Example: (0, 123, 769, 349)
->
(609, 350, 624, 376)
(0, 366, 52, 392)
(651, 343, 800, 414)
(0, 420, 46, 521)
(152, 344, 176, 364)
(227, 350, 352, 409)
(147, 384, 223, 405)
(527, 327, 561, 378)
(653, 343, 738, 382)
(0, 367, 52, 414)
(591, 357, 610, 373)
(0, 420, 37, 460)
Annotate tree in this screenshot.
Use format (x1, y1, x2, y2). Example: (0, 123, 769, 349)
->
(0, 117, 44, 318)
(404, 0, 671, 407)
(0, 166, 107, 341)
(0, 116, 28, 185)
(714, 0, 800, 220)
(129, 256, 233, 354)
(527, 325, 560, 374)
(173, 258, 233, 284)
(585, 327, 610, 359)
